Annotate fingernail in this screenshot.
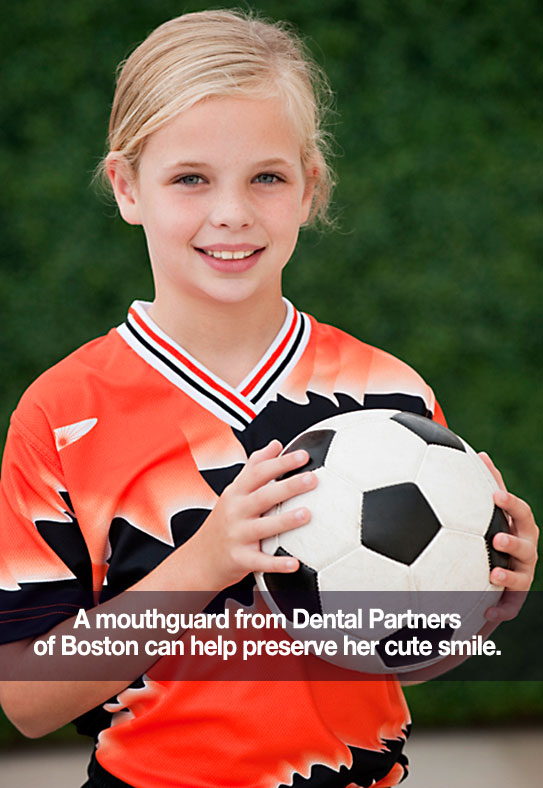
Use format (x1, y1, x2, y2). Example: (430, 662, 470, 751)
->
(286, 559, 297, 571)
(495, 490, 507, 505)
(302, 472, 314, 486)
(494, 569, 506, 582)
(295, 508, 308, 522)
(294, 450, 308, 463)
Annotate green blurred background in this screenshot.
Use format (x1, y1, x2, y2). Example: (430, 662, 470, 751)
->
(1, 0, 541, 746)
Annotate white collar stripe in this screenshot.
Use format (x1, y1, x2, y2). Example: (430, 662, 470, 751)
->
(117, 300, 310, 428)
(127, 306, 256, 420)
(122, 320, 253, 428)
(249, 312, 309, 404)
(132, 304, 233, 388)
(239, 303, 298, 398)
(118, 324, 250, 429)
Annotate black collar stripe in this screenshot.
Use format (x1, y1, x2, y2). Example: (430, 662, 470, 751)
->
(117, 301, 310, 429)
(125, 308, 255, 418)
(250, 313, 310, 405)
(121, 321, 252, 429)
(237, 300, 298, 398)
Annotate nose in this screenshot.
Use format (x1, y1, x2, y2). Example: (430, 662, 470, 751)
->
(208, 186, 254, 230)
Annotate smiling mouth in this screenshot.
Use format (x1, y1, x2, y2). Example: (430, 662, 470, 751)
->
(197, 248, 264, 260)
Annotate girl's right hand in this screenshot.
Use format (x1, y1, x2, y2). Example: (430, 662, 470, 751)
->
(194, 439, 317, 590)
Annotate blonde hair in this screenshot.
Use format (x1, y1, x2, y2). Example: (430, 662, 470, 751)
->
(97, 8, 335, 226)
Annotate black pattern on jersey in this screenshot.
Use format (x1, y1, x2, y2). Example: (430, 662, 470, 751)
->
(0, 579, 93, 643)
(201, 463, 244, 495)
(233, 390, 430, 457)
(80, 732, 409, 788)
(278, 736, 409, 787)
(233, 391, 364, 458)
(363, 392, 431, 417)
(102, 509, 209, 599)
(74, 676, 146, 741)
(34, 491, 94, 592)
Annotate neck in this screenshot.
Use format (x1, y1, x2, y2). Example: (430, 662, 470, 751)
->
(147, 289, 287, 387)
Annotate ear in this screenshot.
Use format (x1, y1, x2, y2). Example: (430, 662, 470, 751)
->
(105, 153, 142, 226)
(300, 166, 318, 226)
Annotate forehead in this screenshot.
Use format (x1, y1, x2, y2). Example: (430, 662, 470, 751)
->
(141, 95, 304, 168)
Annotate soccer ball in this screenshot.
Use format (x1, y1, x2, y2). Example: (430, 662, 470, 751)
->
(255, 410, 509, 673)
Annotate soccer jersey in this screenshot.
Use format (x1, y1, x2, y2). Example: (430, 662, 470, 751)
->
(0, 299, 445, 788)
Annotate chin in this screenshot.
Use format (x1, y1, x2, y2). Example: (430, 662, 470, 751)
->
(199, 281, 261, 306)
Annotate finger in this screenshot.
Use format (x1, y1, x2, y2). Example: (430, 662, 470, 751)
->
(252, 470, 317, 513)
(485, 601, 520, 623)
(494, 490, 538, 539)
(478, 452, 507, 491)
(247, 439, 283, 463)
(249, 550, 300, 574)
(489, 565, 532, 592)
(485, 589, 528, 622)
(244, 448, 312, 493)
(233, 440, 284, 492)
(255, 555, 300, 574)
(256, 506, 312, 540)
(493, 531, 537, 566)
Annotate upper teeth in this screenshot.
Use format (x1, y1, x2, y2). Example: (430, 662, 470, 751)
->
(203, 249, 256, 260)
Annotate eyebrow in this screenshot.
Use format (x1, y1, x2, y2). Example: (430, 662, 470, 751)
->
(164, 162, 207, 170)
(164, 158, 297, 171)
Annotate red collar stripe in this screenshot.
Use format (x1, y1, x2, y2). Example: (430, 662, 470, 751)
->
(128, 307, 257, 420)
(119, 300, 310, 429)
(240, 307, 299, 398)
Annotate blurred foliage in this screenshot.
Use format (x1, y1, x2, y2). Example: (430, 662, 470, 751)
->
(0, 0, 541, 741)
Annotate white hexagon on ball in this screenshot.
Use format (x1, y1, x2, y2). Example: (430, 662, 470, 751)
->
(319, 546, 411, 594)
(318, 547, 413, 640)
(327, 418, 426, 491)
(416, 445, 496, 536)
(267, 467, 362, 571)
(411, 529, 493, 592)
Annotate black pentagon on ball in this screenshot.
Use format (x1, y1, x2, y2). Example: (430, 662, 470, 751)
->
(262, 547, 322, 622)
(279, 429, 335, 479)
(392, 412, 466, 452)
(485, 506, 511, 571)
(361, 482, 441, 565)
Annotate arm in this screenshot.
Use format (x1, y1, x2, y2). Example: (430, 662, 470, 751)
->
(0, 440, 317, 736)
(401, 452, 539, 684)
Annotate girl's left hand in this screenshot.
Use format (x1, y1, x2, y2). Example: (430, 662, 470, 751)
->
(478, 452, 539, 623)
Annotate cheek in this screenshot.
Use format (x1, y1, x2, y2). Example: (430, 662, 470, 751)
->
(145, 200, 202, 241)
(270, 195, 307, 232)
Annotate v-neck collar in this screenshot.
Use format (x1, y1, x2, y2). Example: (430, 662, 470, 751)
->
(117, 299, 311, 429)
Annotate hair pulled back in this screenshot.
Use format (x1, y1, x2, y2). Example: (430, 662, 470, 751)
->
(98, 8, 335, 226)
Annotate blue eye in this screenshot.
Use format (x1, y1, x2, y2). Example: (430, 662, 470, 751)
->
(254, 173, 283, 184)
(176, 174, 205, 185)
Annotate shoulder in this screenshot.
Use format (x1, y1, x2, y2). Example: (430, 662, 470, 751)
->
(10, 329, 127, 443)
(305, 315, 439, 418)
(307, 315, 432, 389)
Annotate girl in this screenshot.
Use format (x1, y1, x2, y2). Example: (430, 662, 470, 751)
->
(0, 9, 538, 788)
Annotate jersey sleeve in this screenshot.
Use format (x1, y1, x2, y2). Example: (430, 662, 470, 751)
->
(0, 413, 94, 645)
(363, 341, 447, 426)
(432, 398, 447, 427)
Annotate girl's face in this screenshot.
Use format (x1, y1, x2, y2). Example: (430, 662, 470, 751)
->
(110, 95, 315, 311)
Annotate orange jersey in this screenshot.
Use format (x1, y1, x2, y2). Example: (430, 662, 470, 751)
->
(0, 300, 444, 787)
